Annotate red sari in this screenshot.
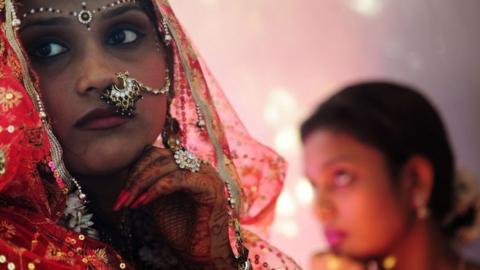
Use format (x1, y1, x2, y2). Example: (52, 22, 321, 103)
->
(0, 0, 299, 269)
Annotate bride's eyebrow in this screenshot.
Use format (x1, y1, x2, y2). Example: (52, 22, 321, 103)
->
(99, 4, 145, 20)
(19, 4, 145, 32)
(20, 16, 72, 32)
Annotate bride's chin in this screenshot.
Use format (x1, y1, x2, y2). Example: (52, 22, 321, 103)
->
(67, 159, 128, 177)
(64, 150, 139, 177)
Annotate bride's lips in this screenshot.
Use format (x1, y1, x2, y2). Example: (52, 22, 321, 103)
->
(75, 107, 129, 130)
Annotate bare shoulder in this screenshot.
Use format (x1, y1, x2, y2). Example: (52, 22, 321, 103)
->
(466, 261, 480, 270)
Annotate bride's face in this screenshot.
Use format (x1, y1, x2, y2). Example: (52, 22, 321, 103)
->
(18, 0, 169, 176)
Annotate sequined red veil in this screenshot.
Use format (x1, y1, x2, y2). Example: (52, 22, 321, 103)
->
(0, 0, 299, 269)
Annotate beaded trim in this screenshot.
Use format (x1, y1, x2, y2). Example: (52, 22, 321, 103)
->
(21, 0, 137, 31)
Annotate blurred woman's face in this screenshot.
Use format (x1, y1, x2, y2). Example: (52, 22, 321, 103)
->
(303, 129, 413, 258)
(18, 0, 168, 176)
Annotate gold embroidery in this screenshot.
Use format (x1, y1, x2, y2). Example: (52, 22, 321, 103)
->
(45, 243, 72, 263)
(0, 150, 5, 175)
(0, 87, 22, 112)
(0, 221, 15, 239)
(94, 249, 109, 264)
(0, 37, 5, 60)
(6, 49, 21, 79)
(24, 128, 44, 147)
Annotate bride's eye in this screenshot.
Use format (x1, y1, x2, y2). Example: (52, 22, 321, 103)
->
(107, 28, 143, 45)
(30, 41, 69, 59)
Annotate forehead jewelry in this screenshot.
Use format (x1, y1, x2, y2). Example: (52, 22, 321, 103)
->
(20, 0, 137, 31)
(100, 69, 171, 117)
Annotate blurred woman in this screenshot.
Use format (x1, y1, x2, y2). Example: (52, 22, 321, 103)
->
(301, 82, 480, 270)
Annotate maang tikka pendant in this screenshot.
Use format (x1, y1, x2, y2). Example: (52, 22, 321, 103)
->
(100, 71, 143, 117)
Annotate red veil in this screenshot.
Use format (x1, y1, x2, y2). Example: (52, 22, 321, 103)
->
(0, 0, 299, 269)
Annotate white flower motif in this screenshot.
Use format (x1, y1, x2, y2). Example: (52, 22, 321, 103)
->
(60, 192, 98, 239)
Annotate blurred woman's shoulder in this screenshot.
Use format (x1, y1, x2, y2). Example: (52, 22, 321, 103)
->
(466, 260, 480, 270)
(310, 251, 364, 270)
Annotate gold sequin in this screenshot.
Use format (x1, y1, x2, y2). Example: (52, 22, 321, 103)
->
(6, 50, 22, 79)
(0, 255, 6, 263)
(7, 125, 14, 133)
(7, 262, 15, 270)
(65, 237, 76, 245)
(81, 258, 88, 264)
(79, 234, 85, 241)
(383, 256, 397, 270)
(119, 262, 126, 269)
(27, 262, 35, 270)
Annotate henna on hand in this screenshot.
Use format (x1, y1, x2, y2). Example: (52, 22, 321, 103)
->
(117, 147, 237, 269)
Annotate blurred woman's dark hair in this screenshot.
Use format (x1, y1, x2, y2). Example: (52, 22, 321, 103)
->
(300, 81, 476, 238)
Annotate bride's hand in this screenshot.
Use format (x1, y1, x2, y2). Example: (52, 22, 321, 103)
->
(114, 146, 236, 268)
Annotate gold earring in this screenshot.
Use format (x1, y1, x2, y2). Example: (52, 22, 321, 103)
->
(414, 194, 430, 219)
(417, 205, 430, 219)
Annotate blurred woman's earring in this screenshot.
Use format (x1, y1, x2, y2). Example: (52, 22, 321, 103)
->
(415, 194, 430, 219)
(417, 205, 430, 219)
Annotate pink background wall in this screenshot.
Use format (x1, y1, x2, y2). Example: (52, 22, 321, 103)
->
(170, 0, 480, 268)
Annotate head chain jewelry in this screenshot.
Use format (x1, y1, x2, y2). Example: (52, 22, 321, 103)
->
(19, 0, 136, 31)
(15, 0, 173, 45)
